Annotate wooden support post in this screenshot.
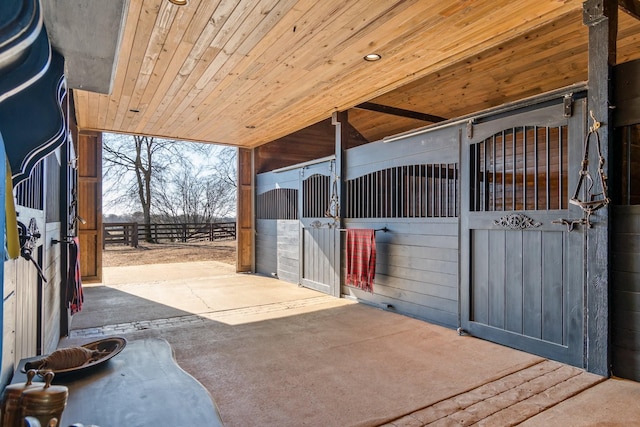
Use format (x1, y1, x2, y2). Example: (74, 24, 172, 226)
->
(132, 222, 138, 248)
(236, 148, 255, 272)
(583, 0, 617, 376)
(77, 130, 103, 283)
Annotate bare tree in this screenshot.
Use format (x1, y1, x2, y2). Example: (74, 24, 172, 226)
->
(103, 133, 236, 242)
(153, 147, 237, 224)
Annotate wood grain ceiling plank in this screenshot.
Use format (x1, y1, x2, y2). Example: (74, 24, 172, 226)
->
(98, 0, 145, 131)
(139, 0, 241, 134)
(73, 89, 89, 129)
(78, 0, 640, 149)
(119, 1, 180, 131)
(112, 0, 164, 131)
(187, 1, 422, 140)
(176, 1, 332, 136)
(240, 1, 580, 135)
(166, 0, 345, 138)
(200, 0, 456, 143)
(148, 0, 265, 136)
(96, 95, 110, 131)
(292, 4, 581, 115)
(127, 1, 210, 134)
(372, 11, 584, 110)
(297, 1, 417, 72)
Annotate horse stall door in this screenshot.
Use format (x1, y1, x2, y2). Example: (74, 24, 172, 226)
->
(299, 160, 340, 296)
(460, 98, 586, 367)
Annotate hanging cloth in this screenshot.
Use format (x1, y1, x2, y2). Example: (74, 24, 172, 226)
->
(346, 229, 376, 293)
(67, 237, 83, 314)
(5, 158, 19, 259)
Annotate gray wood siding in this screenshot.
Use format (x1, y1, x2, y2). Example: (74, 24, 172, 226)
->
(612, 205, 640, 380)
(341, 125, 460, 328)
(43, 222, 62, 355)
(301, 227, 340, 296)
(276, 220, 300, 284)
(255, 219, 300, 284)
(255, 219, 277, 277)
(342, 219, 458, 328)
(256, 168, 300, 283)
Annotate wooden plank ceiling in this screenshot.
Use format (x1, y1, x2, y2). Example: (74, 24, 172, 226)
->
(73, 0, 640, 148)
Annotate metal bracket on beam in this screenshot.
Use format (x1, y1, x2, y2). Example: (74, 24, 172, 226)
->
(466, 119, 474, 139)
(331, 111, 340, 125)
(583, 0, 611, 26)
(563, 93, 574, 118)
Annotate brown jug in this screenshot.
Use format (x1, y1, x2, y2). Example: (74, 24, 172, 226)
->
(0, 370, 41, 427)
(19, 372, 67, 427)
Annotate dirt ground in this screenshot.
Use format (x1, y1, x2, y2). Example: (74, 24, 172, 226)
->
(102, 239, 236, 267)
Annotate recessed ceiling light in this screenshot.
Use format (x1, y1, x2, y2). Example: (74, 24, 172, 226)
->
(169, 0, 187, 5)
(364, 53, 381, 62)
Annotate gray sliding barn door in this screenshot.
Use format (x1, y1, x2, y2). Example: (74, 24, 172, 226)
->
(299, 160, 340, 296)
(460, 99, 586, 366)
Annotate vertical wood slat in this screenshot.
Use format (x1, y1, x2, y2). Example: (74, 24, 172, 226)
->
(512, 128, 516, 211)
(505, 231, 524, 334)
(542, 232, 564, 344)
(546, 127, 551, 209)
(523, 127, 528, 210)
(535, 126, 539, 210)
(523, 231, 543, 339)
(558, 126, 563, 209)
(472, 229, 489, 324)
(488, 230, 506, 328)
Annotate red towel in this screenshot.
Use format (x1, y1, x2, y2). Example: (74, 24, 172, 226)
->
(67, 237, 83, 314)
(346, 229, 376, 293)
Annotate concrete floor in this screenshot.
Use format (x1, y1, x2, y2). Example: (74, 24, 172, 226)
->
(62, 261, 640, 426)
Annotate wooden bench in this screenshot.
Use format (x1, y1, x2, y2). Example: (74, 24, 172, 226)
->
(13, 338, 224, 426)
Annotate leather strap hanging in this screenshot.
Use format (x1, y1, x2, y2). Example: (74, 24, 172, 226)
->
(569, 111, 610, 215)
(325, 173, 340, 226)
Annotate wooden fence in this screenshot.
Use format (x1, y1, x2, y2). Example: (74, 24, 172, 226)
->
(104, 222, 236, 247)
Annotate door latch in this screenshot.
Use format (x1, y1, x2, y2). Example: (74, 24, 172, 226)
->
(552, 218, 591, 232)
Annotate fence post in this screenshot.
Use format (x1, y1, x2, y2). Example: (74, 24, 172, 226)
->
(182, 223, 187, 242)
(132, 223, 138, 247)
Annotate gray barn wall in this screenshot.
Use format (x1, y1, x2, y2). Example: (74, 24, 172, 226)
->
(256, 168, 300, 284)
(343, 218, 459, 327)
(611, 59, 640, 381)
(612, 206, 640, 379)
(341, 125, 461, 328)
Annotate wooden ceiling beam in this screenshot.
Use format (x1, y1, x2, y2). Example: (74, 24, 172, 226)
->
(619, 0, 640, 20)
(354, 102, 446, 123)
